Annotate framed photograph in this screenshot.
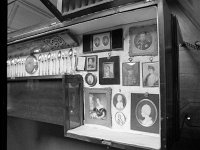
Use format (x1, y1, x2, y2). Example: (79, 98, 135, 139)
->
(84, 88, 112, 127)
(86, 55, 97, 71)
(93, 32, 111, 51)
(122, 62, 140, 86)
(142, 62, 159, 87)
(131, 93, 159, 134)
(76, 56, 86, 71)
(85, 73, 97, 87)
(129, 24, 157, 56)
(113, 93, 127, 111)
(99, 56, 120, 85)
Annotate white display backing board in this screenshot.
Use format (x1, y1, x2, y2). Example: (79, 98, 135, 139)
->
(68, 125, 160, 149)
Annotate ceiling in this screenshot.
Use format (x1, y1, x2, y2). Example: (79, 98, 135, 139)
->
(7, 0, 58, 33)
(7, 0, 200, 35)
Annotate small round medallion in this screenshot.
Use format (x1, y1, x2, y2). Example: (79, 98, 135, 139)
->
(85, 73, 97, 87)
(25, 55, 38, 74)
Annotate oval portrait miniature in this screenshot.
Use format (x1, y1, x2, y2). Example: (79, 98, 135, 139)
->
(94, 37, 100, 48)
(113, 93, 126, 111)
(85, 73, 97, 87)
(25, 55, 38, 74)
(115, 112, 126, 126)
(102, 35, 109, 46)
(135, 99, 157, 127)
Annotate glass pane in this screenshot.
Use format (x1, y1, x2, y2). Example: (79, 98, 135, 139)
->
(68, 83, 81, 129)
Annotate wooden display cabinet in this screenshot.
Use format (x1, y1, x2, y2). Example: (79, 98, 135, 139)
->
(7, 0, 180, 150)
(61, 1, 180, 150)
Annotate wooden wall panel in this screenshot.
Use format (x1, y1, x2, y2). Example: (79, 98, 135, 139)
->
(7, 79, 64, 125)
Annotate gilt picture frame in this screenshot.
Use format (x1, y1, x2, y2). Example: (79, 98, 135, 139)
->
(122, 62, 140, 86)
(84, 88, 112, 127)
(129, 24, 158, 56)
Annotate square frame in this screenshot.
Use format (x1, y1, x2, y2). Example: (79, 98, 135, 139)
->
(129, 24, 158, 56)
(86, 55, 98, 71)
(84, 88, 112, 127)
(131, 93, 159, 134)
(99, 56, 120, 85)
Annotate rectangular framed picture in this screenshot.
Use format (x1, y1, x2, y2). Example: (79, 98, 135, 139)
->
(92, 32, 111, 52)
(86, 55, 97, 71)
(99, 56, 120, 85)
(84, 88, 112, 127)
(129, 24, 158, 56)
(131, 93, 159, 134)
(122, 62, 140, 86)
(142, 61, 159, 87)
(76, 56, 86, 71)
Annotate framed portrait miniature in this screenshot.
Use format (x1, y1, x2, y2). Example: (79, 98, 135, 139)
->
(129, 24, 157, 56)
(115, 112, 126, 126)
(131, 93, 159, 134)
(122, 62, 140, 86)
(93, 32, 111, 51)
(86, 55, 97, 71)
(84, 88, 112, 127)
(99, 56, 120, 85)
(142, 61, 159, 87)
(85, 73, 97, 87)
(113, 93, 126, 111)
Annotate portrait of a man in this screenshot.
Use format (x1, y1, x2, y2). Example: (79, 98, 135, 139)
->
(103, 63, 114, 78)
(86, 55, 97, 71)
(143, 62, 159, 87)
(134, 32, 152, 50)
(87, 58, 95, 69)
(129, 24, 158, 56)
(122, 62, 140, 86)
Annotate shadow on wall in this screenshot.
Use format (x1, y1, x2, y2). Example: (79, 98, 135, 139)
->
(7, 117, 120, 150)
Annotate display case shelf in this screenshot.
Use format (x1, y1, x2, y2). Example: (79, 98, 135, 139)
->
(7, 75, 63, 81)
(66, 125, 160, 150)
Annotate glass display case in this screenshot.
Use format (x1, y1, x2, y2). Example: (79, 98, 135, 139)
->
(7, 0, 180, 150)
